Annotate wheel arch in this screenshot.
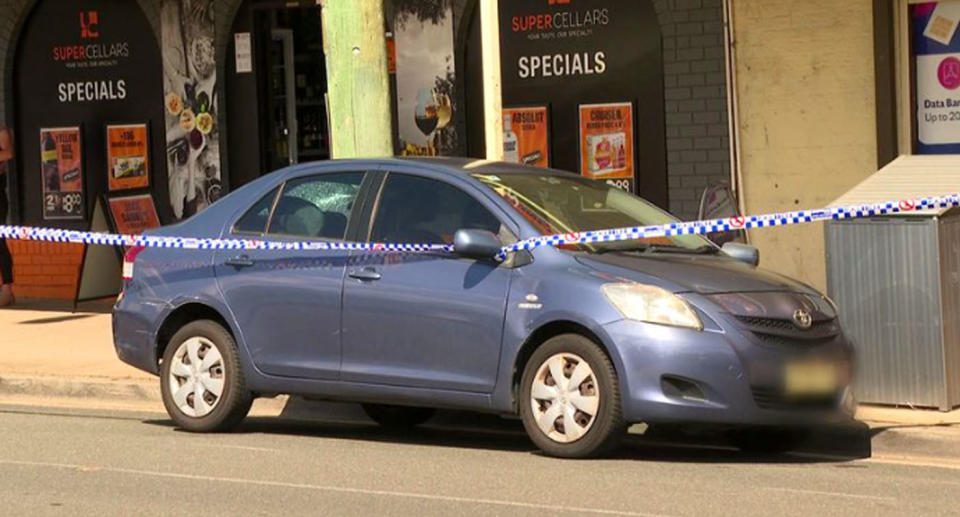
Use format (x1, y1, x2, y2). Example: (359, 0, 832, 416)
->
(510, 319, 626, 413)
(154, 302, 237, 367)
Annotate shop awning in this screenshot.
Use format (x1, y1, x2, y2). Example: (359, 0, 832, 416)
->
(830, 154, 960, 216)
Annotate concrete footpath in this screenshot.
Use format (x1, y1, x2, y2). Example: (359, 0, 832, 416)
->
(2, 298, 960, 463)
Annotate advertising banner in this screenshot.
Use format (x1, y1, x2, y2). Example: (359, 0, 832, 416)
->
(162, 0, 221, 219)
(393, 4, 458, 156)
(40, 127, 84, 220)
(107, 193, 161, 235)
(106, 124, 149, 191)
(503, 106, 550, 167)
(913, 2, 960, 152)
(578, 102, 634, 191)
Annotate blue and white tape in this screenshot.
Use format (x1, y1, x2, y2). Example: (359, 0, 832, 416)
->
(1, 193, 957, 261)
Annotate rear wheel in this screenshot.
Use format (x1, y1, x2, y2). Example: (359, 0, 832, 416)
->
(160, 320, 252, 432)
(362, 404, 436, 429)
(519, 334, 624, 458)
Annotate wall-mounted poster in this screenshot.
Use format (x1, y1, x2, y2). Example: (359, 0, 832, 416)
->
(393, 3, 458, 156)
(39, 127, 84, 220)
(107, 124, 150, 191)
(161, 0, 222, 219)
(913, 2, 960, 153)
(503, 106, 550, 167)
(107, 193, 161, 235)
(578, 102, 634, 191)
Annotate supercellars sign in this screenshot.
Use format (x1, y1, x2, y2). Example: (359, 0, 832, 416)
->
(500, 0, 619, 82)
(50, 8, 132, 103)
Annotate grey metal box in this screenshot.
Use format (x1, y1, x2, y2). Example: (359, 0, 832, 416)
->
(826, 215, 960, 410)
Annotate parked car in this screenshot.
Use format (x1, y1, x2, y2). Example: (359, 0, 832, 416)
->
(113, 158, 855, 458)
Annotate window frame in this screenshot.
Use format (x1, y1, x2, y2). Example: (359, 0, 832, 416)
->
(229, 170, 370, 242)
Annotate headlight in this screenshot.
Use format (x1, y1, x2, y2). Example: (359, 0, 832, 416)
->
(602, 283, 703, 330)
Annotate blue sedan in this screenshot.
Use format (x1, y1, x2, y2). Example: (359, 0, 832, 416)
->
(113, 158, 855, 458)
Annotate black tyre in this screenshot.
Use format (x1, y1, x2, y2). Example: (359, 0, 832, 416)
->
(730, 426, 811, 455)
(519, 334, 625, 458)
(362, 404, 436, 429)
(160, 320, 253, 432)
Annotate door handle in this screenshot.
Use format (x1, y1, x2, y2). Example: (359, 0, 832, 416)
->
(225, 255, 255, 268)
(348, 268, 382, 281)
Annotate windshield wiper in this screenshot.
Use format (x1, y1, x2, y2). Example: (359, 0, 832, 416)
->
(593, 243, 720, 255)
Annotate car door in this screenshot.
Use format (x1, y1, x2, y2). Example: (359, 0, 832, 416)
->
(215, 170, 368, 380)
(340, 171, 516, 392)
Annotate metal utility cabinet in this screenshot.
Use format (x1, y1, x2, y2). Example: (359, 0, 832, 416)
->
(825, 156, 960, 410)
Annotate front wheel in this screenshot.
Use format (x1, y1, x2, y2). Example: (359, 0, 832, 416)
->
(519, 334, 624, 458)
(160, 320, 252, 432)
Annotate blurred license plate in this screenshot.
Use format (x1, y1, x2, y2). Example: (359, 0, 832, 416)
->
(784, 361, 837, 395)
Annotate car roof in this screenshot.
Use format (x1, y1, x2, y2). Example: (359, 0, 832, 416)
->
(285, 157, 572, 178)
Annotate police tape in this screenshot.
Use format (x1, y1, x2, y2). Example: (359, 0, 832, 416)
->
(0, 193, 957, 261)
(494, 193, 960, 259)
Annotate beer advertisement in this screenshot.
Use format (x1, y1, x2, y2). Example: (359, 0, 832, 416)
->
(39, 126, 85, 220)
(106, 123, 149, 191)
(503, 106, 550, 167)
(578, 102, 634, 191)
(107, 193, 161, 235)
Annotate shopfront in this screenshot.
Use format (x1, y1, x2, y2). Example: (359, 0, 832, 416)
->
(0, 0, 733, 300)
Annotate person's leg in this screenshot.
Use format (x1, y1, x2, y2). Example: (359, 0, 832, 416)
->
(0, 183, 14, 306)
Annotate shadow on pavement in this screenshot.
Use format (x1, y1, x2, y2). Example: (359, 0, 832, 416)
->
(0, 297, 114, 315)
(142, 406, 873, 464)
(18, 314, 96, 324)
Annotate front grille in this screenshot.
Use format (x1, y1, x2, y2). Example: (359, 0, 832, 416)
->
(734, 316, 840, 349)
(736, 316, 835, 334)
(751, 386, 840, 411)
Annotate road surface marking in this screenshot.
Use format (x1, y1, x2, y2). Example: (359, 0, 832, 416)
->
(0, 459, 672, 517)
(760, 486, 895, 502)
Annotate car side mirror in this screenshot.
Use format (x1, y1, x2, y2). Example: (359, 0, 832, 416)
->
(722, 242, 759, 267)
(453, 229, 502, 260)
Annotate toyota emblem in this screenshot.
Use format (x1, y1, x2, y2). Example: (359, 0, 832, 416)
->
(792, 309, 813, 330)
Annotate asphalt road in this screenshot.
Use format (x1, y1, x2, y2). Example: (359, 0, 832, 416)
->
(0, 405, 958, 517)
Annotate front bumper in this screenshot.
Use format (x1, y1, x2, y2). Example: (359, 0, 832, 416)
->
(605, 317, 855, 427)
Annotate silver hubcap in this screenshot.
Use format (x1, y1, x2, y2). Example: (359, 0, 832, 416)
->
(168, 337, 225, 418)
(530, 353, 600, 443)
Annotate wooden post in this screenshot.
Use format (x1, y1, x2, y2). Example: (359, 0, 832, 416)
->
(320, 0, 393, 158)
(479, 0, 503, 160)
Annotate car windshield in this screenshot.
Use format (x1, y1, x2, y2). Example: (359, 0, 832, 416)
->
(473, 173, 715, 253)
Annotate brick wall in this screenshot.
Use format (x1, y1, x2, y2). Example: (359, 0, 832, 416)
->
(655, 0, 732, 220)
(7, 241, 84, 299)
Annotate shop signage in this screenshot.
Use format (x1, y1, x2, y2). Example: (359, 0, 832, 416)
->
(106, 193, 161, 235)
(51, 7, 132, 104)
(913, 2, 960, 152)
(503, 106, 550, 167)
(39, 127, 85, 220)
(106, 123, 150, 191)
(578, 102, 633, 191)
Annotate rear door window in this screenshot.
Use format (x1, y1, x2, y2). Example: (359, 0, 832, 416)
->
(233, 187, 279, 235)
(370, 174, 502, 244)
(267, 172, 364, 239)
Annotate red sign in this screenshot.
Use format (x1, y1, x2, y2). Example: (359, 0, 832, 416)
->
(107, 194, 160, 235)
